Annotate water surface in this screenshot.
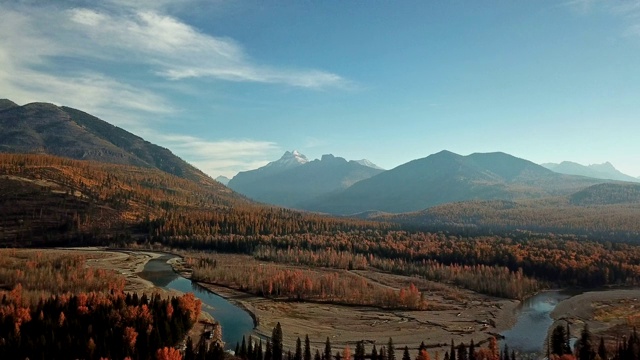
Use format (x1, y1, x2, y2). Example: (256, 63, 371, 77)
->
(139, 255, 255, 349)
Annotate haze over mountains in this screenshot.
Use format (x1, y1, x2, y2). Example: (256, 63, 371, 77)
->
(0, 99, 215, 185)
(300, 151, 608, 214)
(542, 161, 639, 183)
(228, 151, 384, 208)
(3, 98, 638, 231)
(215, 176, 231, 185)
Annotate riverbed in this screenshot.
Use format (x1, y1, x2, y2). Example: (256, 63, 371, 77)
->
(500, 290, 576, 354)
(500, 287, 640, 356)
(139, 255, 255, 349)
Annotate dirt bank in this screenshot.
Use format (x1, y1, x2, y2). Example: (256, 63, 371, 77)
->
(550, 288, 640, 341)
(191, 280, 518, 354)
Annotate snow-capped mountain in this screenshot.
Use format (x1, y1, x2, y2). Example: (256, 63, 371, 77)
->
(352, 159, 384, 170)
(263, 150, 309, 171)
(228, 151, 383, 208)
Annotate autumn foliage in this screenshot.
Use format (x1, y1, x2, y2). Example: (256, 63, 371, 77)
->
(0, 250, 201, 360)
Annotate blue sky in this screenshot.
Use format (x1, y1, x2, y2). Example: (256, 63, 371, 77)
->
(1, 0, 639, 178)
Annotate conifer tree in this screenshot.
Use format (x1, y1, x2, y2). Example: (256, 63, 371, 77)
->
(242, 336, 248, 358)
(450, 341, 455, 360)
(372, 345, 378, 360)
(273, 323, 284, 360)
(598, 337, 607, 360)
(388, 338, 396, 360)
(296, 337, 303, 360)
(315, 349, 322, 360)
(456, 343, 467, 360)
(184, 336, 195, 360)
(380, 346, 388, 360)
(403, 346, 411, 360)
(266, 340, 273, 360)
(552, 325, 569, 355)
(305, 335, 312, 360)
(355, 341, 365, 360)
(325, 337, 333, 360)
(256, 340, 264, 360)
(578, 324, 593, 360)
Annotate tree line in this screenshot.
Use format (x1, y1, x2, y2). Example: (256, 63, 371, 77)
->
(0, 289, 201, 359)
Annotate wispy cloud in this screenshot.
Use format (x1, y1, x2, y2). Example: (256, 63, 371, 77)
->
(63, 7, 346, 88)
(0, 6, 173, 123)
(564, 0, 640, 38)
(0, 1, 338, 176)
(144, 133, 281, 178)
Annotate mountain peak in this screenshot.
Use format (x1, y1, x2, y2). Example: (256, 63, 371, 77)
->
(0, 99, 19, 112)
(272, 150, 309, 167)
(589, 162, 616, 172)
(542, 160, 639, 183)
(215, 175, 230, 186)
(0, 100, 212, 182)
(352, 159, 385, 170)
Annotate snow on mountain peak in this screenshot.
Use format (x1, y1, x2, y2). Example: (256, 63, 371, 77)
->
(354, 159, 384, 170)
(265, 150, 309, 169)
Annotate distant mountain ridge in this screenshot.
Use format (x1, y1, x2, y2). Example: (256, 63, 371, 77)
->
(215, 176, 230, 185)
(353, 159, 384, 170)
(542, 161, 639, 183)
(228, 151, 384, 208)
(380, 182, 640, 242)
(301, 150, 607, 214)
(0, 99, 213, 184)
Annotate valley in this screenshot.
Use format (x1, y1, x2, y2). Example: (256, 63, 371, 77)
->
(1, 99, 640, 359)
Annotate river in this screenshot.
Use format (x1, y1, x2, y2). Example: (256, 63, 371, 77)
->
(139, 255, 255, 349)
(499, 290, 576, 355)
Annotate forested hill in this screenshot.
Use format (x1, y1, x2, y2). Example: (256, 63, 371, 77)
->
(382, 182, 640, 242)
(0, 153, 390, 246)
(0, 99, 211, 183)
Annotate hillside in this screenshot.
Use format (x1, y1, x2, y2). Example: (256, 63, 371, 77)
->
(0, 153, 248, 245)
(229, 152, 383, 208)
(543, 161, 639, 183)
(301, 150, 606, 214)
(383, 183, 640, 241)
(0, 153, 386, 246)
(0, 100, 211, 183)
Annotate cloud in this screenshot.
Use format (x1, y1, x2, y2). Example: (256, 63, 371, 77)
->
(61, 7, 346, 88)
(0, 6, 173, 125)
(143, 133, 281, 178)
(0, 1, 343, 176)
(0, 1, 347, 117)
(564, 0, 640, 38)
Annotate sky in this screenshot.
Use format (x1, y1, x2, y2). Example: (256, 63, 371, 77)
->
(1, 0, 640, 178)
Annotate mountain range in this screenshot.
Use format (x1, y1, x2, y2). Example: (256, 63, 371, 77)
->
(300, 150, 608, 214)
(542, 161, 639, 183)
(3, 98, 639, 243)
(228, 152, 384, 208)
(0, 99, 213, 184)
